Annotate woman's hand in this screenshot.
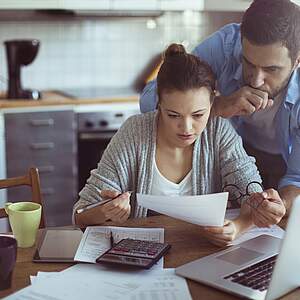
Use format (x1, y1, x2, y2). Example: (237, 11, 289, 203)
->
(199, 219, 239, 247)
(100, 190, 131, 223)
(247, 189, 286, 228)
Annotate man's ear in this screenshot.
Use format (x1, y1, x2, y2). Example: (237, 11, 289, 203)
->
(294, 53, 300, 69)
(156, 102, 161, 111)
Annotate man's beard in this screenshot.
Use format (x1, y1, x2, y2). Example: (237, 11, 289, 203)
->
(243, 70, 293, 99)
(268, 74, 291, 99)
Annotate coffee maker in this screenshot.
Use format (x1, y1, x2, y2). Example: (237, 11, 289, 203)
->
(5, 39, 41, 100)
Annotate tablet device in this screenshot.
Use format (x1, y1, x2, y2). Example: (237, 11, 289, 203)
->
(33, 227, 83, 263)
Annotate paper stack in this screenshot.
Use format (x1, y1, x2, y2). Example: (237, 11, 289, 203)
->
(4, 227, 192, 300)
(6, 263, 192, 300)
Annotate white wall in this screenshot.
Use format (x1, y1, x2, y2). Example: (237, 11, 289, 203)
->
(0, 11, 242, 92)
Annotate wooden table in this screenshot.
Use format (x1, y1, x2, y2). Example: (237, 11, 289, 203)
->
(1, 215, 299, 300)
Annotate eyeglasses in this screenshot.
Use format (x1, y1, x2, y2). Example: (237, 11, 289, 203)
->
(222, 181, 264, 209)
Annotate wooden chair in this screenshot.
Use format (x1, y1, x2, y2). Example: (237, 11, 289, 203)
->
(0, 167, 45, 228)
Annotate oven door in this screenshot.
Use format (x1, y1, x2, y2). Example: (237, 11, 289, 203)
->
(78, 130, 116, 192)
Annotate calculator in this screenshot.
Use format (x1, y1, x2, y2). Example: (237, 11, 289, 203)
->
(96, 238, 171, 269)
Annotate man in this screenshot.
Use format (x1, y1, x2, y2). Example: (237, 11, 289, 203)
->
(140, 0, 300, 227)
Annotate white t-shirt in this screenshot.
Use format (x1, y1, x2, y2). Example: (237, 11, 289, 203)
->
(150, 159, 192, 196)
(241, 91, 284, 154)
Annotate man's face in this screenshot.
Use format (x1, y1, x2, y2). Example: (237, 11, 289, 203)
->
(242, 38, 296, 98)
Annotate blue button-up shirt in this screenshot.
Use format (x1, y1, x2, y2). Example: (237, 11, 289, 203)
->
(139, 23, 300, 189)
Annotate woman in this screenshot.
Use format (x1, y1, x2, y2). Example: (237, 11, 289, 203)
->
(73, 44, 280, 246)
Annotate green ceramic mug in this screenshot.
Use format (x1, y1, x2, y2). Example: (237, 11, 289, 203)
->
(5, 202, 41, 248)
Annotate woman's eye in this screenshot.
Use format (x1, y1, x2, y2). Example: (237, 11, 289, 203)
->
(168, 114, 180, 118)
(266, 67, 278, 73)
(193, 114, 204, 118)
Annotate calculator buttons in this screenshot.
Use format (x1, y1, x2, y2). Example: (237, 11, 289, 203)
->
(96, 238, 171, 269)
(109, 239, 169, 259)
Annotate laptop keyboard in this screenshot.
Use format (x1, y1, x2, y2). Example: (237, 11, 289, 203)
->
(224, 255, 277, 291)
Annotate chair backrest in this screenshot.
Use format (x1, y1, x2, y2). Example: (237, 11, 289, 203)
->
(0, 168, 45, 228)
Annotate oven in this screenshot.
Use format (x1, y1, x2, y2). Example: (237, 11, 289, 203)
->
(77, 105, 139, 192)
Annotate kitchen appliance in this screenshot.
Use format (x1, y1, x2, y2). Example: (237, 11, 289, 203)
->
(77, 104, 139, 192)
(4, 39, 41, 100)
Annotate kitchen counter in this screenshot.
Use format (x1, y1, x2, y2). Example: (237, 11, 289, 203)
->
(0, 90, 140, 228)
(0, 91, 139, 109)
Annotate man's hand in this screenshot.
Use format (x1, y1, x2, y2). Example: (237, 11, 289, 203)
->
(248, 189, 286, 228)
(213, 86, 273, 118)
(100, 190, 131, 223)
(199, 220, 239, 247)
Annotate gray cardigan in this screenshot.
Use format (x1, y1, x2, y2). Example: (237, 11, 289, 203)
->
(73, 111, 262, 218)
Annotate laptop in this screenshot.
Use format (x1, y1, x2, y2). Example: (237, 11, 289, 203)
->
(176, 196, 300, 300)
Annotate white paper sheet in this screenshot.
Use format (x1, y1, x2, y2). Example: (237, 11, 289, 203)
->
(225, 208, 285, 245)
(136, 192, 228, 226)
(126, 269, 192, 300)
(127, 269, 192, 300)
(74, 226, 164, 263)
(5, 265, 191, 300)
(30, 272, 60, 285)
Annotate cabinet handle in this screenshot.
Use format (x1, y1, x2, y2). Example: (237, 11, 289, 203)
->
(30, 142, 54, 150)
(37, 165, 55, 173)
(79, 132, 116, 140)
(41, 187, 55, 195)
(30, 119, 54, 126)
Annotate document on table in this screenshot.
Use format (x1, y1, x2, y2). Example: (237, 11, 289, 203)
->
(128, 269, 192, 300)
(30, 272, 60, 285)
(74, 226, 164, 263)
(136, 192, 228, 226)
(6, 265, 191, 300)
(225, 208, 285, 245)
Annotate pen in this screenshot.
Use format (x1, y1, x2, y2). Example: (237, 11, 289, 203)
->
(76, 191, 134, 214)
(110, 231, 114, 248)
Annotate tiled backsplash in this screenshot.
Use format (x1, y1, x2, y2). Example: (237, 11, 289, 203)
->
(0, 11, 241, 92)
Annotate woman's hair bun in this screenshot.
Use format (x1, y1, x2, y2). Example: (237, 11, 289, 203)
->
(164, 43, 186, 60)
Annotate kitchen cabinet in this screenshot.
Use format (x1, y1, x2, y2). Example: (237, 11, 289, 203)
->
(203, 0, 300, 11)
(62, 0, 110, 10)
(0, 0, 61, 9)
(0, 0, 202, 11)
(203, 0, 251, 11)
(0, 0, 110, 10)
(160, 0, 204, 11)
(111, 0, 159, 10)
(0, 0, 299, 11)
(4, 110, 77, 227)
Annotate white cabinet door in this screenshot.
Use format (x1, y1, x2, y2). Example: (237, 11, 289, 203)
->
(160, 0, 204, 11)
(62, 0, 110, 10)
(111, 0, 159, 10)
(203, 0, 252, 11)
(0, 0, 62, 9)
(203, 0, 299, 11)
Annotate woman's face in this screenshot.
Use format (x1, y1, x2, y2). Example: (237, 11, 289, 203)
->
(158, 87, 212, 147)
